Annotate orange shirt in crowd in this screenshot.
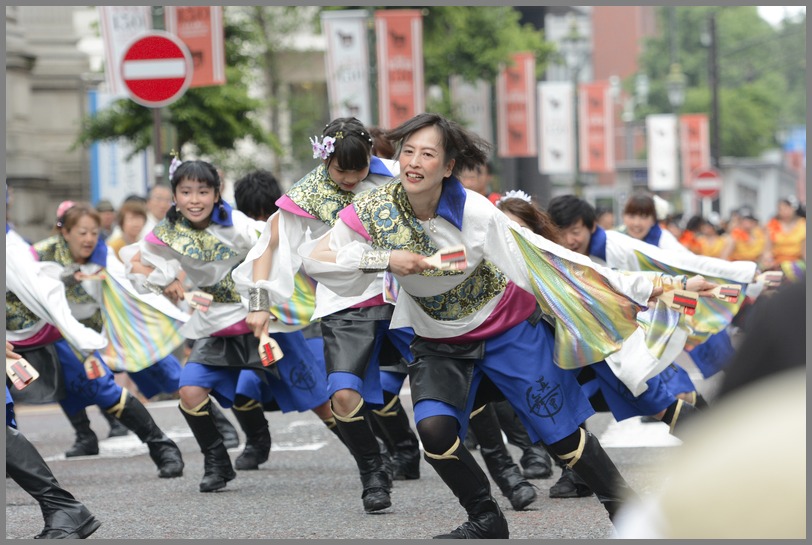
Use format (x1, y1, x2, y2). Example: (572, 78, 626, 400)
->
(728, 227, 766, 262)
(766, 218, 806, 264)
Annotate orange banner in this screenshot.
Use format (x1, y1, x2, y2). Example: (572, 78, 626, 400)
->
(578, 81, 614, 173)
(497, 52, 537, 158)
(165, 6, 225, 88)
(679, 114, 710, 189)
(375, 10, 424, 129)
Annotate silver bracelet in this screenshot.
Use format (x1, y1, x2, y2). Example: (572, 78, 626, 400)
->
(359, 249, 391, 273)
(143, 279, 166, 296)
(248, 287, 271, 312)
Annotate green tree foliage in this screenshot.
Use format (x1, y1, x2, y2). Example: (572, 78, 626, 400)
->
(75, 14, 272, 160)
(420, 6, 554, 119)
(636, 6, 805, 157)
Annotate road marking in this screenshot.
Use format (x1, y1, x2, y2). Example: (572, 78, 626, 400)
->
(598, 416, 682, 448)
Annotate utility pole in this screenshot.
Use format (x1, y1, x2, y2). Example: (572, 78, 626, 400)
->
(708, 12, 720, 169)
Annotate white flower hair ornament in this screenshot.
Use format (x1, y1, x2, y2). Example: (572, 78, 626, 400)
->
(496, 189, 533, 206)
(168, 149, 183, 181)
(310, 135, 337, 160)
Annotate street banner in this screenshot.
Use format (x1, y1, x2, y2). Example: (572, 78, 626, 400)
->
(321, 10, 373, 125)
(679, 113, 710, 189)
(538, 81, 575, 175)
(375, 10, 425, 129)
(646, 114, 678, 191)
(98, 6, 152, 97)
(164, 6, 225, 88)
(450, 76, 493, 149)
(497, 51, 537, 158)
(578, 81, 615, 173)
(88, 89, 151, 207)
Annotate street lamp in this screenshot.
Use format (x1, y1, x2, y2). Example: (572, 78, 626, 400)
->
(558, 14, 588, 196)
(666, 63, 686, 112)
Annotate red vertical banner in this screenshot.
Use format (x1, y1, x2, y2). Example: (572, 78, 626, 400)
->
(578, 81, 614, 173)
(375, 10, 425, 129)
(165, 6, 226, 88)
(496, 52, 537, 158)
(679, 113, 710, 189)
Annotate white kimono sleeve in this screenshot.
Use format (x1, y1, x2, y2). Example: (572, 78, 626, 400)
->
(299, 219, 380, 298)
(232, 211, 317, 306)
(483, 212, 654, 306)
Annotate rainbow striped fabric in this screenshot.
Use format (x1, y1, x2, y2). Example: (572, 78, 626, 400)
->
(511, 230, 643, 369)
(100, 274, 186, 372)
(268, 271, 318, 326)
(631, 250, 745, 349)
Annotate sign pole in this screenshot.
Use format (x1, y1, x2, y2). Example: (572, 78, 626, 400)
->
(152, 6, 164, 187)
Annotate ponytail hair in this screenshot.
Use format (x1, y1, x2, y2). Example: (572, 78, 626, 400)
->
(322, 117, 374, 171)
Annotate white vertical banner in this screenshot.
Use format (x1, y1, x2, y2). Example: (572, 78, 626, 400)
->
(646, 114, 678, 191)
(89, 89, 151, 206)
(537, 81, 574, 175)
(449, 76, 493, 149)
(98, 6, 153, 97)
(321, 10, 372, 125)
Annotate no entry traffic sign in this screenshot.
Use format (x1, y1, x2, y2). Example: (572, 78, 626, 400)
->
(693, 168, 722, 199)
(120, 31, 194, 108)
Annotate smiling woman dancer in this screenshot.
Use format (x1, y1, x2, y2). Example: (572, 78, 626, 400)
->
(301, 113, 670, 538)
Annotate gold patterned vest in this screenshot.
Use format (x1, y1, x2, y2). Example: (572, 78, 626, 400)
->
(285, 164, 357, 227)
(151, 219, 242, 303)
(352, 182, 506, 321)
(32, 236, 103, 332)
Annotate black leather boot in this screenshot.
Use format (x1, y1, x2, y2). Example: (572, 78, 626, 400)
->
(662, 398, 700, 440)
(107, 392, 184, 478)
(371, 393, 421, 480)
(426, 438, 509, 539)
(210, 402, 240, 449)
(333, 399, 392, 513)
(6, 426, 102, 539)
(180, 398, 236, 492)
(231, 398, 271, 470)
(493, 400, 553, 479)
(100, 408, 129, 438)
(63, 408, 99, 458)
(549, 465, 593, 498)
(470, 404, 536, 511)
(562, 430, 638, 522)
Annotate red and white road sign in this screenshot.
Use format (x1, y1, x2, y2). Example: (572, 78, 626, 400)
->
(693, 168, 722, 199)
(120, 31, 194, 108)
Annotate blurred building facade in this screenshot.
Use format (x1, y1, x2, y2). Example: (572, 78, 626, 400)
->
(5, 6, 803, 241)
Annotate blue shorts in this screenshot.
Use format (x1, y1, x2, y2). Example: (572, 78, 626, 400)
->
(688, 330, 735, 378)
(6, 386, 16, 429)
(178, 363, 243, 409)
(55, 340, 123, 416)
(584, 361, 676, 421)
(233, 331, 330, 413)
(128, 354, 182, 399)
(658, 363, 698, 396)
(327, 324, 413, 408)
(412, 318, 595, 446)
(380, 369, 408, 395)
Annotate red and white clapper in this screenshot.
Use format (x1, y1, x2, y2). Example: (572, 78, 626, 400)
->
(6, 357, 39, 391)
(424, 245, 468, 271)
(658, 289, 699, 315)
(258, 333, 285, 367)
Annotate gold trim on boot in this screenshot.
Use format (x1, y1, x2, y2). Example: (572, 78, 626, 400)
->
(424, 437, 461, 462)
(557, 428, 586, 469)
